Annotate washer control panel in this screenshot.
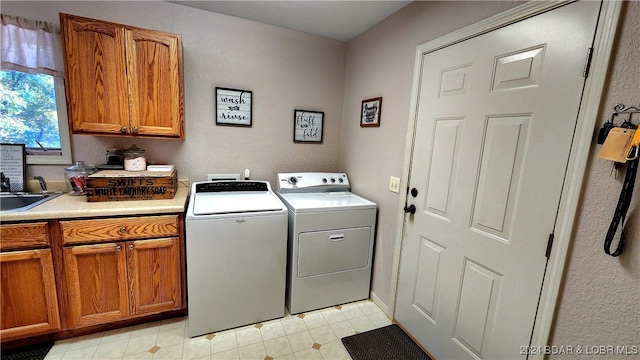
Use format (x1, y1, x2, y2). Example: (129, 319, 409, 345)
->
(277, 172, 350, 192)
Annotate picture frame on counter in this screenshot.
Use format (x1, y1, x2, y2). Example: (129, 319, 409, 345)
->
(0, 143, 26, 192)
(360, 97, 382, 127)
(215, 87, 252, 127)
(294, 110, 324, 143)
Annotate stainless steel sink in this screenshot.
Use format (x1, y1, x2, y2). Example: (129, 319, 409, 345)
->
(1, 192, 63, 212)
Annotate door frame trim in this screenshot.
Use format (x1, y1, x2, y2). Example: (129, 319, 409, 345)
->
(389, 0, 622, 356)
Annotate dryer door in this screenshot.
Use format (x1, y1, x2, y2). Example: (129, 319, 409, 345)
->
(297, 227, 372, 278)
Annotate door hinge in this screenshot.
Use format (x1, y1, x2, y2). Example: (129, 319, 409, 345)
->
(545, 233, 555, 258)
(583, 47, 593, 78)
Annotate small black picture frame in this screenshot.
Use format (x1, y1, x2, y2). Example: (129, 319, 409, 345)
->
(215, 87, 252, 127)
(0, 143, 26, 192)
(361, 97, 382, 127)
(293, 110, 324, 143)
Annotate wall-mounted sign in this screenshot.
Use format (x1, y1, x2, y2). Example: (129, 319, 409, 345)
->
(361, 97, 382, 127)
(215, 87, 252, 127)
(0, 143, 26, 192)
(294, 110, 324, 143)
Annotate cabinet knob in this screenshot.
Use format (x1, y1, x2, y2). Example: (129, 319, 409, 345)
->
(120, 126, 127, 133)
(128, 244, 134, 251)
(132, 126, 139, 133)
(115, 245, 122, 252)
(118, 226, 127, 234)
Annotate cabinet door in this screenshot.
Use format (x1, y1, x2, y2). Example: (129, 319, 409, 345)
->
(0, 249, 60, 340)
(125, 28, 184, 138)
(127, 237, 182, 315)
(64, 243, 129, 328)
(60, 14, 130, 135)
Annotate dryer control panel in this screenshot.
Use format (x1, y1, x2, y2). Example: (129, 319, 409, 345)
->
(277, 172, 350, 193)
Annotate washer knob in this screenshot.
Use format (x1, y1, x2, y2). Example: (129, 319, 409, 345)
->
(322, 178, 327, 183)
(330, 178, 336, 183)
(289, 176, 298, 185)
(338, 178, 344, 183)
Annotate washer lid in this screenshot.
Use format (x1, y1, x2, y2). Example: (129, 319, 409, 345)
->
(278, 192, 376, 212)
(193, 191, 285, 215)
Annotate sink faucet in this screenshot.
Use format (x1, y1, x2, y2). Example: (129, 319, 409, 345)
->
(33, 176, 48, 193)
(1, 172, 10, 192)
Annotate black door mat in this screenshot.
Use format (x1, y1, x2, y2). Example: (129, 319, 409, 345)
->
(1, 342, 53, 360)
(341, 324, 432, 360)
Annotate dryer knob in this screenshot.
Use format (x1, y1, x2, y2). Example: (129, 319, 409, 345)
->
(322, 178, 328, 183)
(289, 176, 298, 185)
(338, 178, 344, 183)
(330, 178, 336, 183)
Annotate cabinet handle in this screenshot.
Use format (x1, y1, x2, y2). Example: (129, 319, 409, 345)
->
(132, 126, 139, 133)
(128, 244, 134, 251)
(120, 126, 127, 133)
(118, 226, 127, 235)
(115, 245, 122, 252)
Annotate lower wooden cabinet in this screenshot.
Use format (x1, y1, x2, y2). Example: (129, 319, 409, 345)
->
(0, 249, 61, 340)
(64, 237, 182, 328)
(1, 213, 185, 344)
(61, 214, 183, 329)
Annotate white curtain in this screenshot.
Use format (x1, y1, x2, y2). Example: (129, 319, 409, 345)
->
(1, 14, 64, 77)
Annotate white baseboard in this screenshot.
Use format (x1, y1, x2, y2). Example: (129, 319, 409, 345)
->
(370, 291, 390, 316)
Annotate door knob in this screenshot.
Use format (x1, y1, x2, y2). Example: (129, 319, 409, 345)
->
(404, 204, 416, 214)
(410, 188, 418, 197)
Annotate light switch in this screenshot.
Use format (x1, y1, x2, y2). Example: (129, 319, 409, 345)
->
(389, 176, 400, 193)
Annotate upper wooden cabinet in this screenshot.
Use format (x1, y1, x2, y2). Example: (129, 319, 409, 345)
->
(60, 14, 184, 139)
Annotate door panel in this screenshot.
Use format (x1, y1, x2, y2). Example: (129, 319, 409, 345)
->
(0, 249, 60, 340)
(60, 15, 129, 133)
(64, 243, 128, 328)
(127, 237, 182, 315)
(395, 2, 602, 359)
(126, 28, 183, 137)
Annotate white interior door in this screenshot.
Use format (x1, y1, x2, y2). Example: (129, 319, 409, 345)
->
(394, 2, 601, 359)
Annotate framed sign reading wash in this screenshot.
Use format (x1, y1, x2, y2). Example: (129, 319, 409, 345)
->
(215, 87, 252, 126)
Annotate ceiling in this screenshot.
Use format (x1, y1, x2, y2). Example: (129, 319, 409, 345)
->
(169, 1, 412, 42)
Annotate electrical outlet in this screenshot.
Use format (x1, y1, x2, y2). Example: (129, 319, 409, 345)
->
(389, 176, 401, 193)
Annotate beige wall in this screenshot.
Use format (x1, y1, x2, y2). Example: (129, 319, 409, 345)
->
(4, 0, 638, 351)
(4, 1, 346, 186)
(343, 0, 639, 353)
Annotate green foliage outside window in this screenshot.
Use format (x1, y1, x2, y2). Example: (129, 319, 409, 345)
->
(0, 69, 62, 150)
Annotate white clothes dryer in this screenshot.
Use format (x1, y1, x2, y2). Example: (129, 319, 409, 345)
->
(277, 172, 377, 314)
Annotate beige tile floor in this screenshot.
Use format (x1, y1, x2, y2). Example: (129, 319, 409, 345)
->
(43, 299, 391, 360)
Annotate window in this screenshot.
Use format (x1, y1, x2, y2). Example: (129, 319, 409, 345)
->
(1, 14, 71, 164)
(1, 69, 71, 163)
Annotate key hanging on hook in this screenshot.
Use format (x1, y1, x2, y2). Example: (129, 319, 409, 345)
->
(598, 114, 616, 144)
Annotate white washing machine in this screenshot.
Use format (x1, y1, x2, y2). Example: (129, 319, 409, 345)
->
(185, 181, 287, 337)
(277, 172, 377, 314)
